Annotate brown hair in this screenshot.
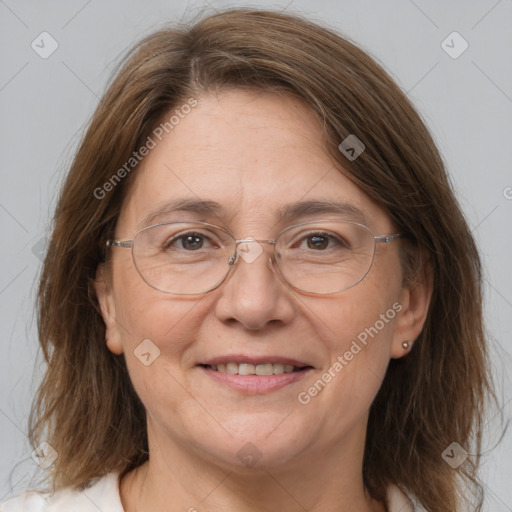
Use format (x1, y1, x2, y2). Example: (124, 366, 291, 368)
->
(29, 8, 496, 510)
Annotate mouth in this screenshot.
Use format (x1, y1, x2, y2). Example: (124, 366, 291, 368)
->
(197, 356, 314, 394)
(199, 362, 312, 375)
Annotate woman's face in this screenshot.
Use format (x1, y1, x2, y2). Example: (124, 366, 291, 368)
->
(96, 90, 427, 473)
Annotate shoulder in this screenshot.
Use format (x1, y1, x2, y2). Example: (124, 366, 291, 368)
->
(0, 472, 124, 512)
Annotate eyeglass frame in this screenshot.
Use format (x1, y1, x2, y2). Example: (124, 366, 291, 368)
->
(105, 219, 404, 295)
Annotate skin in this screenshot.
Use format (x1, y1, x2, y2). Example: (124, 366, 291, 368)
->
(95, 90, 432, 512)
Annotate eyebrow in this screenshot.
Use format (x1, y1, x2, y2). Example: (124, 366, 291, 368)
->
(138, 198, 366, 229)
(139, 198, 224, 229)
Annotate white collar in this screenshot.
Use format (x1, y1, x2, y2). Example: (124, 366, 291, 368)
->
(386, 483, 424, 511)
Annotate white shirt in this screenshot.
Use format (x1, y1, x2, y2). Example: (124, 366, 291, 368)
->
(1, 472, 423, 511)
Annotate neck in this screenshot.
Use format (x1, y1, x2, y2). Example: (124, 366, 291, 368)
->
(120, 418, 386, 512)
(121, 465, 384, 512)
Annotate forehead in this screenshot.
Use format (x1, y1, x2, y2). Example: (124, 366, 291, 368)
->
(119, 90, 390, 234)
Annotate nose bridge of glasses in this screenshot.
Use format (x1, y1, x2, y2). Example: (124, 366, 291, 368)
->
(235, 237, 276, 245)
(227, 237, 275, 266)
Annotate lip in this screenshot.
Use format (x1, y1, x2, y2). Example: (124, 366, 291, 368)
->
(199, 354, 312, 368)
(199, 365, 313, 394)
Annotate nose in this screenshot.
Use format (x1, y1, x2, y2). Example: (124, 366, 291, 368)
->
(213, 240, 296, 330)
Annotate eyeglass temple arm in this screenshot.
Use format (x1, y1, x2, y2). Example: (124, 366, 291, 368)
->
(374, 234, 404, 243)
(106, 240, 133, 248)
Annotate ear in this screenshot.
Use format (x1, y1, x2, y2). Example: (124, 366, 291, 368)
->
(391, 261, 433, 359)
(94, 263, 124, 355)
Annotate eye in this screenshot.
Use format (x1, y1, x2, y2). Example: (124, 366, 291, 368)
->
(299, 232, 347, 251)
(165, 232, 214, 251)
(305, 234, 330, 250)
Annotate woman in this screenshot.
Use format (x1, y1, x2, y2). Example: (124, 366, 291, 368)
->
(1, 8, 495, 512)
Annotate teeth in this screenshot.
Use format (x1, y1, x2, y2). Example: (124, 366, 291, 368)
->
(273, 363, 284, 374)
(239, 363, 255, 375)
(255, 363, 274, 376)
(226, 363, 239, 374)
(206, 362, 303, 375)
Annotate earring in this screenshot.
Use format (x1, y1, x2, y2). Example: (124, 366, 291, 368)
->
(402, 341, 410, 350)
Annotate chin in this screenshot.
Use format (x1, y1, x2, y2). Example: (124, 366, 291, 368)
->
(193, 422, 311, 472)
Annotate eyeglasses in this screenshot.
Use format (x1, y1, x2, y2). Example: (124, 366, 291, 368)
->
(106, 220, 403, 295)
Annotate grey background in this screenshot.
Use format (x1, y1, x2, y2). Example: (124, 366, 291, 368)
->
(1, 0, 511, 508)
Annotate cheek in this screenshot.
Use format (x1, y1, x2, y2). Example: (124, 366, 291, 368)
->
(112, 253, 199, 341)
(319, 277, 399, 352)
(110, 256, 206, 386)
(296, 293, 398, 438)
(306, 270, 401, 390)
(112, 290, 209, 431)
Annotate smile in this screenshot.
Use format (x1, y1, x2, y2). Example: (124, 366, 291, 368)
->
(198, 363, 313, 394)
(201, 362, 307, 375)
